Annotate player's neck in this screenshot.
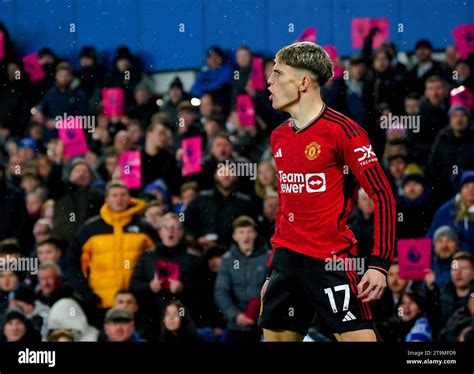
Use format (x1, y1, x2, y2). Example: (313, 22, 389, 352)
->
(289, 93, 325, 130)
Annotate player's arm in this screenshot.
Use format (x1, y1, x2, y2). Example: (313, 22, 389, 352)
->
(336, 118, 396, 302)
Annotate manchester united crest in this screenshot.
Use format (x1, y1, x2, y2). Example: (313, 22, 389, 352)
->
(304, 141, 321, 160)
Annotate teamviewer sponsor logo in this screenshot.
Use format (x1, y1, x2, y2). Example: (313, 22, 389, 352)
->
(278, 171, 326, 193)
(305, 173, 326, 192)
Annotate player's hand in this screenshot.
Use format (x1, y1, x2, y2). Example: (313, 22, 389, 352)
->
(357, 269, 386, 303)
(169, 279, 183, 294)
(149, 278, 162, 293)
(261, 278, 270, 300)
(235, 313, 255, 327)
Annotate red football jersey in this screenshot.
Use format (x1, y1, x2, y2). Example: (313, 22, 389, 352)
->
(269, 104, 396, 273)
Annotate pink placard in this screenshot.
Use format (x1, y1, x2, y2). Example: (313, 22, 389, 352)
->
(453, 24, 474, 59)
(57, 118, 89, 158)
(102, 87, 124, 118)
(0, 31, 5, 60)
(236, 94, 255, 127)
(22, 53, 46, 83)
(398, 238, 432, 280)
(450, 85, 474, 110)
(352, 18, 389, 49)
(323, 45, 343, 79)
(251, 56, 266, 91)
(297, 26, 317, 43)
(118, 150, 142, 189)
(182, 136, 202, 177)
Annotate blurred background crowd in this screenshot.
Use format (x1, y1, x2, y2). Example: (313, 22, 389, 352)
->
(0, 19, 473, 343)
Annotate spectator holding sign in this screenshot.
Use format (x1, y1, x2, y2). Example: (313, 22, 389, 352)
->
(231, 46, 252, 107)
(39, 62, 88, 141)
(130, 213, 204, 340)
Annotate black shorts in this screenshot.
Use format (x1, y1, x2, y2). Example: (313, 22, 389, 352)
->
(258, 247, 374, 336)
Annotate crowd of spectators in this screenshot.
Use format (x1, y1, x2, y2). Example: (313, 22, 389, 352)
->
(0, 21, 473, 342)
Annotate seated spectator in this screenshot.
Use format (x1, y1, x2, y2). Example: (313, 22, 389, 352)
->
(429, 105, 474, 205)
(113, 289, 138, 316)
(143, 200, 168, 232)
(387, 154, 408, 198)
(173, 101, 207, 156)
(254, 160, 278, 203)
(427, 170, 474, 252)
(322, 55, 368, 127)
(203, 116, 224, 151)
(40, 62, 89, 140)
(407, 75, 448, 166)
(195, 245, 227, 335)
(403, 92, 420, 116)
(35, 262, 75, 308)
(174, 182, 199, 215)
(66, 181, 158, 309)
(439, 252, 474, 326)
(1, 308, 41, 343)
(230, 46, 252, 107)
(159, 300, 202, 343)
(143, 179, 170, 208)
(103, 307, 145, 342)
(348, 188, 374, 258)
(396, 172, 434, 239)
(51, 157, 104, 245)
(393, 290, 432, 342)
(104, 46, 142, 106)
(111, 289, 150, 339)
(257, 193, 278, 246)
(0, 239, 22, 260)
(214, 216, 268, 342)
(387, 260, 412, 306)
(36, 238, 62, 265)
(48, 328, 75, 342)
(161, 77, 191, 127)
(198, 133, 235, 190)
(200, 93, 222, 123)
(126, 119, 144, 146)
(431, 226, 461, 288)
(47, 298, 98, 342)
(0, 270, 21, 317)
(8, 284, 49, 337)
(438, 285, 474, 341)
(32, 219, 53, 251)
(191, 46, 233, 112)
(130, 212, 204, 338)
(405, 315, 433, 342)
(76, 46, 106, 99)
(184, 161, 255, 248)
(125, 81, 158, 128)
(407, 39, 445, 96)
(453, 59, 474, 92)
(141, 122, 180, 195)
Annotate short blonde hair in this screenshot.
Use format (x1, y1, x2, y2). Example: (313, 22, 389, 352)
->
(275, 42, 333, 87)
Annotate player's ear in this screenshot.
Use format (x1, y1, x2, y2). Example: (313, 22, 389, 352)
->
(299, 75, 312, 92)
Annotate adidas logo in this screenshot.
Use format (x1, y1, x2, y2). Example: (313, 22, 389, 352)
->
(274, 148, 282, 158)
(342, 311, 357, 322)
